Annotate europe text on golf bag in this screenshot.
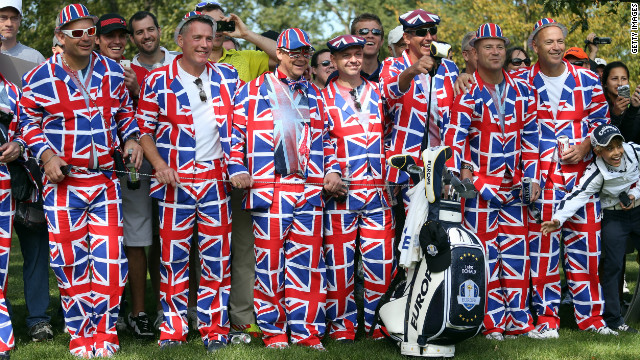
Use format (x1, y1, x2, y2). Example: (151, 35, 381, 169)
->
(379, 147, 486, 357)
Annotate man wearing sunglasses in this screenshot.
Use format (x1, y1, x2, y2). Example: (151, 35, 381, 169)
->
(443, 23, 540, 341)
(19, 4, 143, 358)
(0, 0, 44, 64)
(515, 18, 614, 339)
(135, 11, 241, 353)
(379, 9, 459, 211)
(350, 13, 384, 82)
(563, 47, 589, 69)
(320, 34, 394, 343)
(229, 28, 343, 350)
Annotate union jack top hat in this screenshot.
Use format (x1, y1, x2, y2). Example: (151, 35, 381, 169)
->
(469, 23, 510, 47)
(174, 11, 216, 45)
(56, 4, 98, 31)
(527, 18, 567, 49)
(326, 35, 366, 53)
(277, 28, 314, 51)
(399, 9, 440, 30)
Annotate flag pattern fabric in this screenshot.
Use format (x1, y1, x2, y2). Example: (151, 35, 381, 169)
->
(135, 56, 240, 345)
(514, 61, 609, 331)
(19, 53, 137, 357)
(321, 77, 395, 340)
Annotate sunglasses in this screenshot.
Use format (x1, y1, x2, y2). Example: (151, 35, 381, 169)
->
(357, 28, 382, 36)
(408, 27, 437, 37)
(349, 89, 361, 112)
(60, 26, 97, 39)
(281, 48, 314, 59)
(511, 58, 531, 66)
(194, 78, 207, 102)
(319, 60, 332, 67)
(570, 60, 586, 67)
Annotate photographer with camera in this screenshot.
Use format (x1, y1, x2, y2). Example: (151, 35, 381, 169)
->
(603, 61, 640, 143)
(379, 9, 459, 211)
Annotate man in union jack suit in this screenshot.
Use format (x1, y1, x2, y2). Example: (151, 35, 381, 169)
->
(0, 50, 29, 359)
(514, 18, 614, 338)
(379, 9, 458, 210)
(19, 4, 142, 358)
(229, 28, 343, 350)
(443, 23, 540, 340)
(136, 11, 241, 352)
(321, 35, 395, 342)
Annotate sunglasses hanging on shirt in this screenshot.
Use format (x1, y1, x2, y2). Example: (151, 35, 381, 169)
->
(194, 78, 207, 102)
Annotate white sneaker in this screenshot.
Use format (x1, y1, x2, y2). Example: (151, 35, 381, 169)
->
(485, 333, 504, 341)
(187, 306, 198, 331)
(530, 328, 559, 339)
(116, 315, 127, 332)
(154, 309, 163, 330)
(623, 278, 630, 294)
(594, 326, 618, 336)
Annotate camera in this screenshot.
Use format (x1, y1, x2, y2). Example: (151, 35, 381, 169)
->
(430, 41, 451, 58)
(216, 20, 235, 33)
(584, 36, 611, 45)
(619, 191, 632, 208)
(618, 84, 631, 99)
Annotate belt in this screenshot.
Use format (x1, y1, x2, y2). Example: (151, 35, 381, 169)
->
(605, 199, 640, 211)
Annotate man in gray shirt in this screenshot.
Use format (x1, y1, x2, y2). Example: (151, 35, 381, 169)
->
(0, 0, 45, 64)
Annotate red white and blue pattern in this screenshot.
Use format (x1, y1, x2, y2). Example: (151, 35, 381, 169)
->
(0, 74, 24, 352)
(20, 52, 138, 172)
(379, 51, 459, 188)
(56, 4, 97, 30)
(444, 70, 539, 202)
(276, 28, 314, 50)
(157, 161, 232, 346)
(527, 18, 567, 48)
(321, 77, 395, 340)
(230, 70, 339, 347)
(470, 23, 510, 47)
(443, 70, 538, 335)
(44, 171, 127, 358)
(326, 35, 366, 53)
(19, 53, 137, 357)
(515, 61, 609, 331)
(136, 55, 240, 203)
(398, 9, 440, 29)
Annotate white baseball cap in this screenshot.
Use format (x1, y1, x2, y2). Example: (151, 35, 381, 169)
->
(0, 0, 22, 16)
(387, 25, 404, 46)
(595, 58, 607, 67)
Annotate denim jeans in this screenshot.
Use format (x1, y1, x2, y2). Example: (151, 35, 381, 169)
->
(15, 219, 51, 328)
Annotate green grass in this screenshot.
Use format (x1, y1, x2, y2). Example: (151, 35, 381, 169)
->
(6, 237, 640, 359)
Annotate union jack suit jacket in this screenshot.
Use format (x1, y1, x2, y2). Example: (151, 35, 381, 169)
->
(379, 51, 459, 184)
(229, 70, 341, 210)
(444, 70, 540, 201)
(135, 56, 241, 202)
(19, 52, 137, 170)
(513, 61, 609, 191)
(321, 76, 391, 209)
(1, 73, 25, 150)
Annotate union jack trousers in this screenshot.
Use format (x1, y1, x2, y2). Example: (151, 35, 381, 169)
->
(157, 160, 231, 346)
(514, 61, 609, 331)
(44, 171, 127, 357)
(321, 77, 395, 340)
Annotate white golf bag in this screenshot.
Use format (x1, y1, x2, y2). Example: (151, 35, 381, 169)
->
(378, 147, 487, 357)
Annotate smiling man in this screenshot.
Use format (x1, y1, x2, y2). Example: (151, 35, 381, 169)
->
(514, 18, 613, 339)
(443, 23, 540, 340)
(135, 11, 241, 353)
(321, 34, 394, 343)
(229, 28, 342, 350)
(350, 13, 384, 82)
(129, 11, 177, 72)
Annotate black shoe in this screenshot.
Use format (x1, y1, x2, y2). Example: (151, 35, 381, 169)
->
(159, 340, 183, 350)
(336, 338, 354, 344)
(128, 312, 155, 340)
(28, 321, 53, 342)
(616, 323, 639, 334)
(207, 340, 226, 353)
(0, 350, 9, 360)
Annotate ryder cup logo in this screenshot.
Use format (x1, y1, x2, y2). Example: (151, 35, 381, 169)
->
(457, 279, 481, 311)
(426, 244, 438, 256)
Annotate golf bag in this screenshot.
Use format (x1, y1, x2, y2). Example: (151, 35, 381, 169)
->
(378, 147, 487, 357)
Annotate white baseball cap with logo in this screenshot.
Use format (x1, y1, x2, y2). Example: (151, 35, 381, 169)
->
(0, 0, 22, 16)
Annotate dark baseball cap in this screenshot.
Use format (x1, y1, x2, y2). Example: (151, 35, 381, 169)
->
(419, 220, 451, 272)
(97, 13, 129, 36)
(591, 124, 625, 147)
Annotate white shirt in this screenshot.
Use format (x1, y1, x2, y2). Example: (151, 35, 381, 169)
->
(133, 47, 179, 71)
(177, 63, 223, 162)
(539, 65, 569, 118)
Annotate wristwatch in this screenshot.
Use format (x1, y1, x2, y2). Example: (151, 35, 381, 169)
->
(461, 163, 474, 172)
(125, 133, 140, 144)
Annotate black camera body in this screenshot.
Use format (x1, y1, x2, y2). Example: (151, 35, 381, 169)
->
(585, 37, 611, 45)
